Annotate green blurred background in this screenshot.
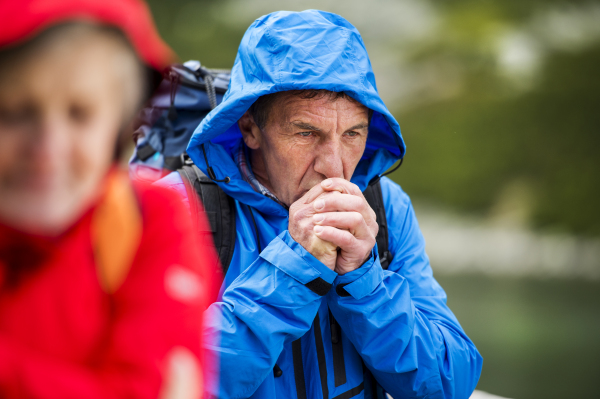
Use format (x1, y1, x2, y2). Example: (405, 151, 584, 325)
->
(144, 1, 600, 397)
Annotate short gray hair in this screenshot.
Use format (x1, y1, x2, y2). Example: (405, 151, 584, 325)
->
(248, 89, 372, 130)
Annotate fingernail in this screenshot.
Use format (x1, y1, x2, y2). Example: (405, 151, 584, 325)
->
(313, 214, 324, 223)
(322, 179, 332, 187)
(314, 225, 323, 234)
(315, 199, 325, 210)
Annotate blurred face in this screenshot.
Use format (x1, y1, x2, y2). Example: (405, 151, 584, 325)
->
(0, 26, 142, 234)
(239, 93, 369, 206)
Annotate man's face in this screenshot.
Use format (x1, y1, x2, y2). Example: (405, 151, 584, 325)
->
(0, 29, 140, 234)
(239, 92, 369, 206)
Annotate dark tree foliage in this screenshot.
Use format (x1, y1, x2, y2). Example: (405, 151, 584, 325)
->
(394, 46, 600, 235)
(146, 0, 600, 236)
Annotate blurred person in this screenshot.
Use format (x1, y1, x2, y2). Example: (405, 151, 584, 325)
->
(158, 10, 482, 399)
(0, 0, 220, 397)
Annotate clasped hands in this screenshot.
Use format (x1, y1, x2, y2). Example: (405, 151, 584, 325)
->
(289, 178, 378, 275)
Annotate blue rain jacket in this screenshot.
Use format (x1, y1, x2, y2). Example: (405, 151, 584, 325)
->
(158, 10, 482, 399)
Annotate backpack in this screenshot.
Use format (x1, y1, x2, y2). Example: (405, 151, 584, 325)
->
(129, 60, 230, 182)
(129, 60, 393, 273)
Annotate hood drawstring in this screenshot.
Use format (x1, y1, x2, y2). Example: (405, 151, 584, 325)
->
(382, 157, 404, 177)
(368, 157, 404, 187)
(201, 144, 230, 183)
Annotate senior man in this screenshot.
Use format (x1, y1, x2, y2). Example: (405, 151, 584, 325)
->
(159, 10, 482, 399)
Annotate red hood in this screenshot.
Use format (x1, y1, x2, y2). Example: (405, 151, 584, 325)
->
(0, 0, 175, 72)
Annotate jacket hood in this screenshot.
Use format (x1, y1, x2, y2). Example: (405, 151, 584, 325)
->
(187, 10, 405, 215)
(0, 0, 175, 72)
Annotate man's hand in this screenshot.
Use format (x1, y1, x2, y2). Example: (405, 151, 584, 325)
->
(312, 178, 378, 275)
(288, 184, 340, 270)
(289, 178, 378, 275)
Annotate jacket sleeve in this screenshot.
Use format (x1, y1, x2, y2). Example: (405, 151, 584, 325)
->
(327, 178, 483, 399)
(203, 231, 337, 399)
(0, 184, 212, 399)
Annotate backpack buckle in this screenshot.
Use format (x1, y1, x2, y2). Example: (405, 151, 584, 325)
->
(181, 152, 194, 166)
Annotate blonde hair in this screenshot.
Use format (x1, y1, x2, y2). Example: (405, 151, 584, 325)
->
(0, 22, 147, 125)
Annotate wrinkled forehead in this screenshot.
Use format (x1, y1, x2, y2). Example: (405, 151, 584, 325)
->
(286, 92, 364, 111)
(254, 90, 370, 131)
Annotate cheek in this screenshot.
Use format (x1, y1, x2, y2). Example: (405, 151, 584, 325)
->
(0, 133, 25, 224)
(342, 141, 367, 175)
(71, 111, 121, 181)
(0, 130, 23, 181)
(281, 144, 315, 178)
(0, 123, 37, 184)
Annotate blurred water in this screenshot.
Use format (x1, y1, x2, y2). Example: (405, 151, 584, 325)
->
(436, 273, 600, 399)
(417, 207, 600, 280)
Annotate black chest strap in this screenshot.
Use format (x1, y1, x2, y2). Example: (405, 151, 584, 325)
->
(178, 163, 236, 274)
(362, 179, 392, 270)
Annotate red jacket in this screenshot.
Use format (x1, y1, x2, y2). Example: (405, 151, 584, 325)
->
(0, 172, 222, 398)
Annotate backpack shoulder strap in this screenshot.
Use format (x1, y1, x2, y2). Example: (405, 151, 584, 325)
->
(178, 162, 236, 275)
(363, 180, 392, 270)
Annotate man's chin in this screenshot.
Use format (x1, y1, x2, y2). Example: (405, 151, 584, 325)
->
(290, 191, 308, 205)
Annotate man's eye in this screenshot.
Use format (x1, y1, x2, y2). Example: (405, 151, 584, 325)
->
(298, 131, 313, 137)
(345, 131, 359, 137)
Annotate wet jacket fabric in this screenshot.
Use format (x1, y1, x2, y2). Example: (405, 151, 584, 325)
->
(0, 173, 219, 398)
(158, 10, 482, 399)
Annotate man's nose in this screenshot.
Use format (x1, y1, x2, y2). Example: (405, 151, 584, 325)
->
(313, 138, 344, 179)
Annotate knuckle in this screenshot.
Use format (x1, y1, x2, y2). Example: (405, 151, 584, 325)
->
(356, 196, 365, 207)
(359, 198, 369, 211)
(326, 226, 339, 239)
(290, 211, 300, 224)
(366, 207, 376, 222)
(368, 233, 377, 245)
(372, 222, 379, 236)
(291, 209, 306, 225)
(340, 232, 353, 247)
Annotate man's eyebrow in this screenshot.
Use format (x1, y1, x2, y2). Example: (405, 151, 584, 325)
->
(347, 122, 369, 131)
(290, 121, 321, 131)
(290, 121, 370, 131)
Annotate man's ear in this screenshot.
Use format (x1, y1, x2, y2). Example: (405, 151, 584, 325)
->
(238, 111, 261, 150)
